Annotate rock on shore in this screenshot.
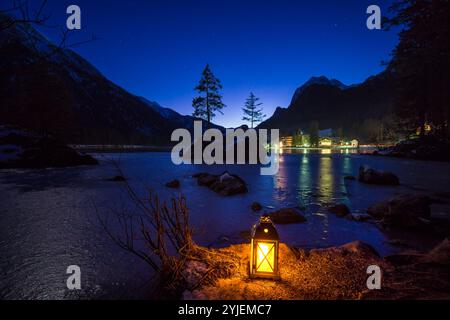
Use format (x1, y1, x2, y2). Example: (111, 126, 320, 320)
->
(0, 126, 98, 169)
(367, 194, 432, 230)
(365, 239, 450, 300)
(384, 136, 450, 162)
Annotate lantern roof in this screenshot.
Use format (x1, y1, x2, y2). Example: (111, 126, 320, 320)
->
(252, 214, 280, 241)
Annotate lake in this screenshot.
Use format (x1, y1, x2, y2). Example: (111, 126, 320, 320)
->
(1, 151, 450, 299)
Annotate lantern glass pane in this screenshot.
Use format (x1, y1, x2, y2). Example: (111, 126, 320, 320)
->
(256, 242, 275, 273)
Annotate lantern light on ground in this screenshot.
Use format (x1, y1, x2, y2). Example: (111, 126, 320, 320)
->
(249, 214, 280, 280)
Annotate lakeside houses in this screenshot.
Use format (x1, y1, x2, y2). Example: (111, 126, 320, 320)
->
(280, 128, 359, 149)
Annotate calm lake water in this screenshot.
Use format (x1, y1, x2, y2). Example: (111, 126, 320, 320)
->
(1, 151, 450, 299)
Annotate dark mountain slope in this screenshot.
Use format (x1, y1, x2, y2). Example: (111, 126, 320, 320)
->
(0, 14, 215, 145)
(259, 72, 394, 140)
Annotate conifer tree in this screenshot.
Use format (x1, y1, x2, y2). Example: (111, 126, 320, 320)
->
(192, 64, 226, 125)
(386, 0, 450, 137)
(242, 92, 265, 128)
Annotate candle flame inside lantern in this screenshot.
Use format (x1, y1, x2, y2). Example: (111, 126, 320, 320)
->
(256, 242, 275, 273)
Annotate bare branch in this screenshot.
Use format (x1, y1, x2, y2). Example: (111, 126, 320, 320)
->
(94, 159, 240, 295)
(0, 0, 49, 32)
(1, 0, 97, 58)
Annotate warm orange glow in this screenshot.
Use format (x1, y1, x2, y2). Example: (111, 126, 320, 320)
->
(256, 242, 275, 273)
(250, 215, 280, 279)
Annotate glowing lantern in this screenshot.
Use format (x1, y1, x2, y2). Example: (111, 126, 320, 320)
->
(249, 214, 280, 280)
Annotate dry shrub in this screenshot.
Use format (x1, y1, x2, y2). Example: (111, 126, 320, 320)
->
(97, 167, 241, 297)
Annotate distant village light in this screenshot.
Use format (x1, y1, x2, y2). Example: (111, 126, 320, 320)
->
(319, 138, 332, 147)
(250, 215, 280, 280)
(280, 130, 359, 150)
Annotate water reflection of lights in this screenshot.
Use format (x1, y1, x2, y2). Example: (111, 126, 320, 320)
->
(321, 149, 332, 154)
(318, 156, 333, 204)
(342, 155, 353, 178)
(298, 154, 311, 204)
(297, 151, 334, 242)
(318, 156, 334, 241)
(302, 155, 309, 165)
(272, 153, 287, 200)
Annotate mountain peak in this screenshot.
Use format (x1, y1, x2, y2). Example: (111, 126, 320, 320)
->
(258, 72, 393, 138)
(305, 76, 347, 88)
(291, 76, 348, 104)
(308, 75, 330, 82)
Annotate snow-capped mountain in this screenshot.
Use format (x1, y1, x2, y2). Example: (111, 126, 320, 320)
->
(0, 13, 218, 145)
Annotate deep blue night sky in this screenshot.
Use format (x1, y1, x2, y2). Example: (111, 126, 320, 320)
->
(24, 0, 398, 127)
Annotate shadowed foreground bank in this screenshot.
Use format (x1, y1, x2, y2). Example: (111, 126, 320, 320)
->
(181, 240, 450, 300)
(97, 164, 450, 300)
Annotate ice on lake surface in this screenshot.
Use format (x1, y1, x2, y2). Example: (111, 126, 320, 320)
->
(1, 152, 450, 299)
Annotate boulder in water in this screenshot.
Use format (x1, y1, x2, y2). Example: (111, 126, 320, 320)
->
(328, 204, 350, 217)
(367, 194, 432, 230)
(345, 213, 372, 222)
(251, 202, 263, 212)
(358, 166, 400, 186)
(269, 207, 307, 224)
(194, 172, 248, 196)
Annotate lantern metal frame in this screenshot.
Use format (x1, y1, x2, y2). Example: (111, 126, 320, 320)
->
(249, 215, 280, 280)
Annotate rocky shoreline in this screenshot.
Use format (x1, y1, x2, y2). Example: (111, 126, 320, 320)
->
(181, 239, 450, 300)
(176, 169, 450, 300)
(375, 136, 450, 162)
